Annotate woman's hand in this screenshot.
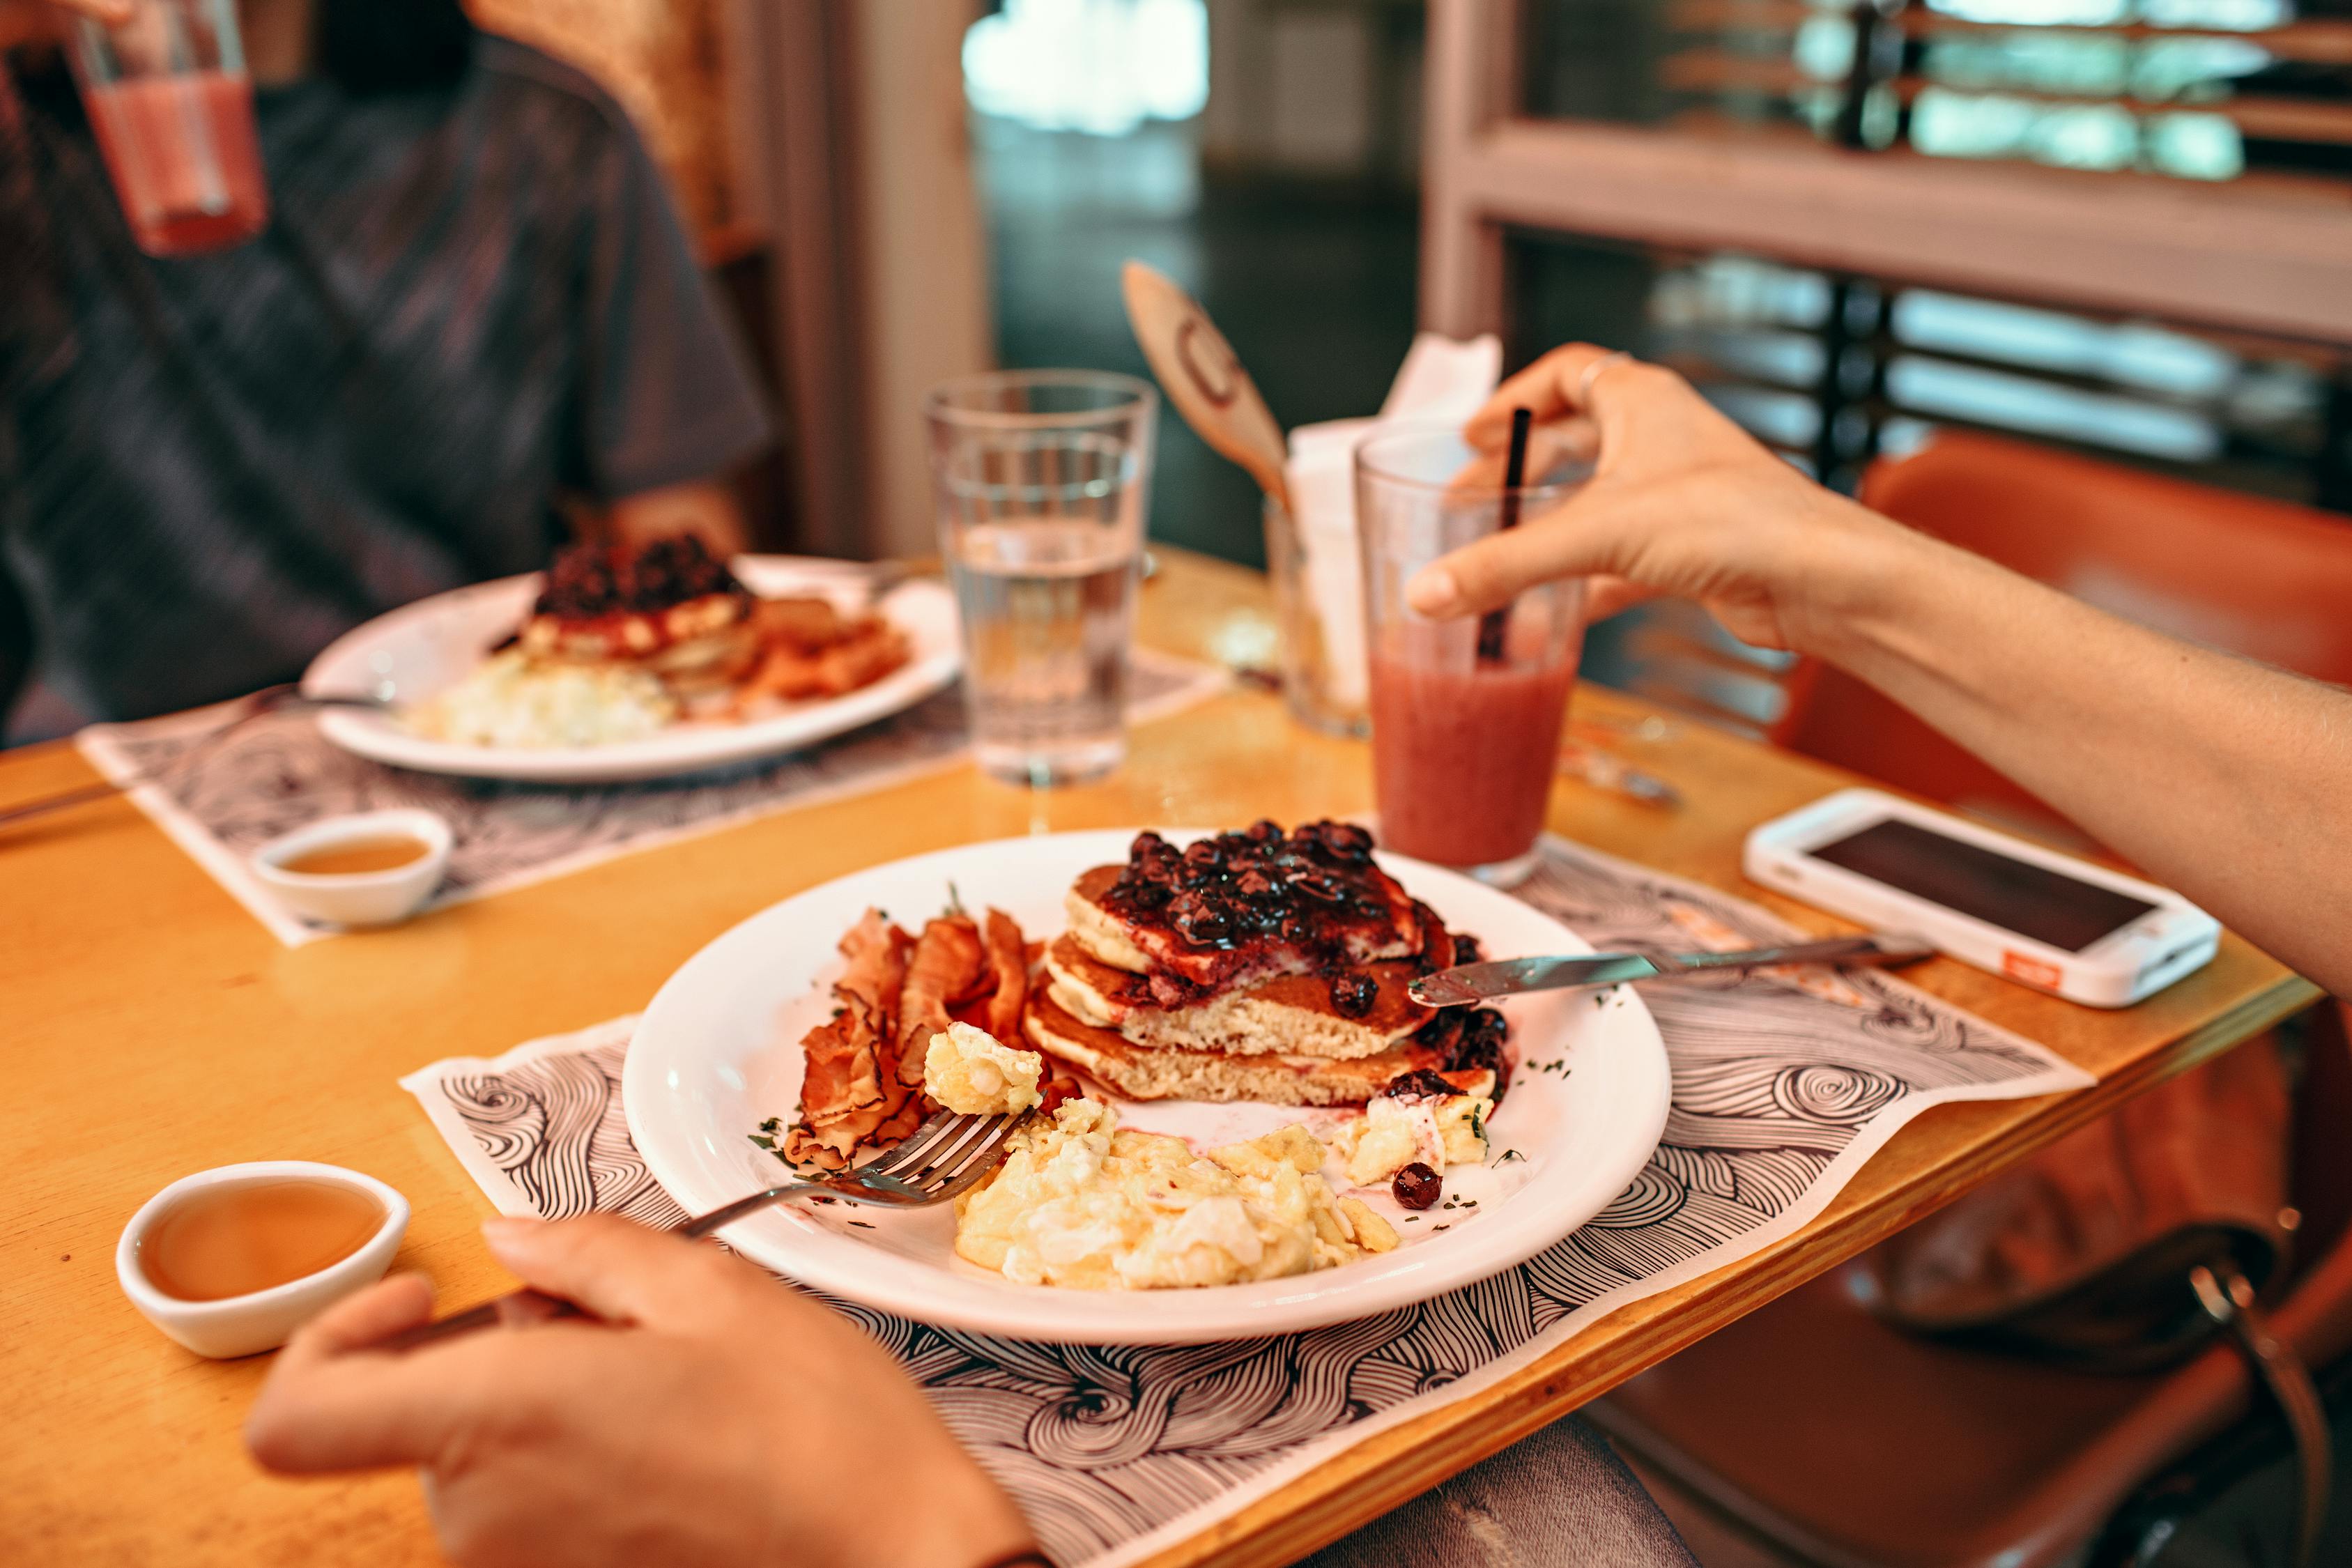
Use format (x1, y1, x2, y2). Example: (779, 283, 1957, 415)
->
(246, 1214, 1038, 1568)
(1415, 344, 2352, 1000)
(1410, 344, 1930, 658)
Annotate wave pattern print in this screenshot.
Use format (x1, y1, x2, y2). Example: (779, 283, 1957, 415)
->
(417, 836, 2089, 1568)
(443, 1040, 689, 1227)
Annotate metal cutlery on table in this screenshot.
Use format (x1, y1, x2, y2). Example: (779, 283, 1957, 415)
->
(0, 684, 397, 831)
(371, 1105, 1035, 1353)
(1557, 741, 1681, 808)
(783, 555, 935, 611)
(1410, 932, 1937, 1006)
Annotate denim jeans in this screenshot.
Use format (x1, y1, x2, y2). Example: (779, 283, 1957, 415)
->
(1296, 1415, 1698, 1567)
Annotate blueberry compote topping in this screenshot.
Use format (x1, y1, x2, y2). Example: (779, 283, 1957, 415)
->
(1100, 822, 1512, 1090)
(535, 535, 748, 621)
(1102, 822, 1391, 970)
(1409, 1006, 1512, 1100)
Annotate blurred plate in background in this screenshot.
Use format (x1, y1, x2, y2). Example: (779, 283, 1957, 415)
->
(302, 556, 961, 785)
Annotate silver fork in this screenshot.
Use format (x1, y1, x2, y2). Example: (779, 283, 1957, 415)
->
(0, 684, 396, 830)
(371, 1107, 1033, 1352)
(779, 556, 924, 613)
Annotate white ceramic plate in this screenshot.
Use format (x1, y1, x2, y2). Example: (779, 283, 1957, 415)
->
(301, 556, 962, 783)
(624, 829, 1672, 1344)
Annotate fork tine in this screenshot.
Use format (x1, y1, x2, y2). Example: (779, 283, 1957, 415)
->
(868, 1114, 995, 1187)
(925, 1123, 1029, 1201)
(817, 1107, 1034, 1208)
(951, 1112, 1025, 1170)
(922, 1114, 1029, 1191)
(827, 1173, 929, 1205)
(855, 1109, 965, 1178)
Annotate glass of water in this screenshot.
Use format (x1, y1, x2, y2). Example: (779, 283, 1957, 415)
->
(925, 369, 1158, 786)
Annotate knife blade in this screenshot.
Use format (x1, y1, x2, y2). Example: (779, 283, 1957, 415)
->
(1408, 932, 1936, 1006)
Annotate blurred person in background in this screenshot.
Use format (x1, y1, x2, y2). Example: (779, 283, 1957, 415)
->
(0, 0, 769, 737)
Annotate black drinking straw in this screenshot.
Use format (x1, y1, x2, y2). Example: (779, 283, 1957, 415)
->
(1474, 406, 1535, 663)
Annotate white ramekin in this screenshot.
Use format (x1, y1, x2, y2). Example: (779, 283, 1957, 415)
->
(249, 808, 453, 928)
(116, 1161, 411, 1359)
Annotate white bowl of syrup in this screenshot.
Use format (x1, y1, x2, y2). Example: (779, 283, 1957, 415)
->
(250, 808, 453, 928)
(116, 1162, 411, 1359)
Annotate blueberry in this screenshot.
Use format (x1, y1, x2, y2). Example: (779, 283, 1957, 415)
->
(1382, 1068, 1458, 1100)
(1393, 1163, 1443, 1210)
(1176, 909, 1230, 945)
(1329, 974, 1378, 1018)
(1290, 872, 1345, 904)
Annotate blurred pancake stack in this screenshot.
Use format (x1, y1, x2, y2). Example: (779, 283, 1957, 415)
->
(502, 534, 910, 716)
(521, 536, 762, 696)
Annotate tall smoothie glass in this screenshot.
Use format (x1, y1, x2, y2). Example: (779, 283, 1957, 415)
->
(925, 369, 1158, 787)
(1358, 424, 1588, 886)
(68, 0, 270, 256)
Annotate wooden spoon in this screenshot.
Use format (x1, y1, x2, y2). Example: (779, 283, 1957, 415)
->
(1121, 261, 1292, 514)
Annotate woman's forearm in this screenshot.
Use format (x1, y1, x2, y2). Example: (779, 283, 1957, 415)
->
(1820, 528, 2352, 994)
(1424, 344, 2348, 994)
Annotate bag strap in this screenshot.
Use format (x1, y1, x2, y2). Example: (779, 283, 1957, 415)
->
(2190, 1263, 2332, 1567)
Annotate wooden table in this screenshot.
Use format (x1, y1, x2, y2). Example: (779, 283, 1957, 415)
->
(0, 548, 2316, 1567)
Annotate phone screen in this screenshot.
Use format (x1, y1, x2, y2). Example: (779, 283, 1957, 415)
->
(1808, 817, 2155, 953)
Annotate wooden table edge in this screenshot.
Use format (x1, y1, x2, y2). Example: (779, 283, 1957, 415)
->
(1133, 972, 2322, 1568)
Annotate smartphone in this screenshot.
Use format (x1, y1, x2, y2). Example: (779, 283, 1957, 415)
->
(1743, 789, 2218, 1007)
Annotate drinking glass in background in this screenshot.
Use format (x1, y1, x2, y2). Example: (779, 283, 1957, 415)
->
(925, 369, 1158, 787)
(1357, 424, 1589, 886)
(1261, 493, 1369, 737)
(67, 0, 269, 257)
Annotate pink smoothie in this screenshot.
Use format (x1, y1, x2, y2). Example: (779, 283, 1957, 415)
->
(83, 71, 268, 256)
(1369, 649, 1574, 870)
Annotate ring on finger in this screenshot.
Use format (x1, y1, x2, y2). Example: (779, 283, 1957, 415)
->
(1577, 351, 1633, 406)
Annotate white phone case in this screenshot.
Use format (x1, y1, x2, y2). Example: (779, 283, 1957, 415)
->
(1743, 789, 2218, 1007)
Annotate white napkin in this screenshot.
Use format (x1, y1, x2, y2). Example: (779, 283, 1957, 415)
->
(1282, 333, 1502, 707)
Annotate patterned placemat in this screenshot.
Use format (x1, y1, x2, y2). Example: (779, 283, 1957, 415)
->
(75, 650, 1226, 947)
(400, 835, 2092, 1568)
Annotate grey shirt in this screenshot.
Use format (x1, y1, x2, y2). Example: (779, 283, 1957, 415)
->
(0, 33, 771, 721)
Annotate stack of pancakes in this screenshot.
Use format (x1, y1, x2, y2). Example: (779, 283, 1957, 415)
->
(518, 536, 761, 695)
(1023, 823, 1480, 1105)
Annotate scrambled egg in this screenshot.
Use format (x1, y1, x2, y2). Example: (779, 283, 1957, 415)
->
(954, 1099, 1397, 1290)
(407, 652, 676, 748)
(1331, 1073, 1495, 1187)
(923, 1023, 1044, 1116)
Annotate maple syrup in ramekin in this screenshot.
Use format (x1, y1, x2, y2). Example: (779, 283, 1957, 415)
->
(137, 1178, 386, 1302)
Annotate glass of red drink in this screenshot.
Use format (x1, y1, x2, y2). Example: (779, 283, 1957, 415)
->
(67, 0, 269, 257)
(1358, 424, 1589, 886)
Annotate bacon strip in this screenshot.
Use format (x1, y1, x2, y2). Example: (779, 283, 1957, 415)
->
(893, 912, 990, 1090)
(783, 903, 1033, 1170)
(981, 907, 1029, 1041)
(784, 909, 914, 1169)
(736, 616, 911, 709)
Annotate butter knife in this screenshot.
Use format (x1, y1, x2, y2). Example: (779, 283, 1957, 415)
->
(1409, 932, 1936, 1006)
